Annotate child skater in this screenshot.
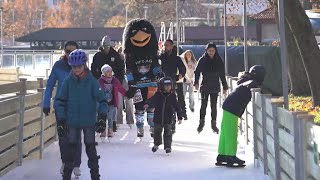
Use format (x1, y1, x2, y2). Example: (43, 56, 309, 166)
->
(144, 77, 183, 154)
(56, 49, 108, 180)
(216, 65, 266, 168)
(98, 64, 127, 139)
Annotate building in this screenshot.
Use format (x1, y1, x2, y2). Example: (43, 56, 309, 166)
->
(16, 26, 257, 50)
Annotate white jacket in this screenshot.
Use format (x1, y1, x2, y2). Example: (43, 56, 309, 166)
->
(177, 56, 197, 84)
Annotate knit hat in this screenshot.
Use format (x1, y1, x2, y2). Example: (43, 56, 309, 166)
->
(206, 43, 217, 50)
(101, 35, 111, 48)
(101, 64, 112, 74)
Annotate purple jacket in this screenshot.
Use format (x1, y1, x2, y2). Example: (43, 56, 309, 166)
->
(98, 76, 127, 108)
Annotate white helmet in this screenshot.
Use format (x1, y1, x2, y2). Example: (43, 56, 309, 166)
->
(101, 64, 112, 74)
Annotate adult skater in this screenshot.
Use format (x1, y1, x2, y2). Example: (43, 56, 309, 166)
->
(216, 65, 265, 167)
(194, 43, 228, 134)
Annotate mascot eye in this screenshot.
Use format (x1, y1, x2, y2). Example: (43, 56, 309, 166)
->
(132, 30, 137, 33)
(142, 27, 147, 31)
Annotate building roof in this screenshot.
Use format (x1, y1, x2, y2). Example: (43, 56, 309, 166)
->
(250, 7, 275, 20)
(16, 26, 257, 42)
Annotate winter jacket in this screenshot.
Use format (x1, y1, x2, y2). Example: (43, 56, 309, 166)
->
(43, 57, 71, 109)
(55, 70, 108, 128)
(222, 78, 260, 118)
(98, 76, 127, 108)
(194, 53, 228, 94)
(91, 47, 125, 82)
(178, 56, 197, 84)
(146, 91, 182, 125)
(159, 52, 186, 81)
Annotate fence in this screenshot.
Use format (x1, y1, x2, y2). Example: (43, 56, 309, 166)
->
(0, 78, 57, 176)
(224, 76, 320, 180)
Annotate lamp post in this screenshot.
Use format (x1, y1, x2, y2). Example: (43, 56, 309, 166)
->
(278, 0, 289, 109)
(38, 9, 44, 29)
(0, 7, 3, 68)
(12, 9, 15, 46)
(143, 6, 148, 19)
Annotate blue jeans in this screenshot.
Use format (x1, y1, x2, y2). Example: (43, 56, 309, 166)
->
(107, 106, 117, 128)
(55, 112, 82, 167)
(183, 83, 195, 110)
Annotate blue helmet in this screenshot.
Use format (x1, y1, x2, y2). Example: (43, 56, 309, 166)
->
(68, 49, 87, 66)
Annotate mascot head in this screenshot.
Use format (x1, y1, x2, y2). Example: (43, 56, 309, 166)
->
(123, 19, 158, 56)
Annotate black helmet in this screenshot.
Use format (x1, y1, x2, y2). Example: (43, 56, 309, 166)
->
(158, 77, 173, 92)
(249, 65, 266, 84)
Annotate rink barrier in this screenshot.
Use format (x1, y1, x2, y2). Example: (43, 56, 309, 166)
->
(0, 78, 56, 177)
(0, 68, 32, 85)
(224, 76, 320, 180)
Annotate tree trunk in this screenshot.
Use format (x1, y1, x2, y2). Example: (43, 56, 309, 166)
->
(285, 19, 311, 95)
(284, 0, 320, 106)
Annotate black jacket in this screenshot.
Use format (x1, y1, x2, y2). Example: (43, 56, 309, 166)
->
(146, 91, 182, 125)
(91, 47, 125, 82)
(194, 53, 228, 94)
(222, 77, 260, 117)
(159, 52, 186, 80)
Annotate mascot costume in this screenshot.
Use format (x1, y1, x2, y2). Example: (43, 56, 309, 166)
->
(123, 19, 162, 138)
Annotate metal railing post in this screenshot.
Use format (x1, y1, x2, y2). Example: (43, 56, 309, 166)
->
(37, 78, 45, 159)
(294, 114, 306, 180)
(16, 78, 27, 166)
(261, 94, 268, 175)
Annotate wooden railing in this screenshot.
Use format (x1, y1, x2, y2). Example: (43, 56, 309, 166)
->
(223, 76, 320, 180)
(0, 78, 57, 176)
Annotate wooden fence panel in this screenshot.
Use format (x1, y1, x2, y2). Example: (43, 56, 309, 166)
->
(24, 150, 40, 160)
(267, 135, 275, 157)
(0, 131, 18, 153)
(23, 135, 40, 156)
(0, 97, 19, 117)
(277, 108, 294, 133)
(23, 107, 41, 124)
(0, 146, 18, 170)
(26, 81, 40, 91)
(44, 126, 56, 143)
(279, 129, 295, 157)
(257, 140, 264, 159)
(266, 117, 274, 138)
(305, 149, 320, 179)
(255, 92, 262, 108)
(280, 150, 295, 180)
(23, 120, 41, 140)
(0, 114, 18, 135)
(0, 82, 22, 95)
(257, 124, 263, 142)
(280, 172, 292, 180)
(24, 93, 42, 109)
(44, 114, 56, 129)
(256, 108, 263, 127)
(267, 152, 276, 180)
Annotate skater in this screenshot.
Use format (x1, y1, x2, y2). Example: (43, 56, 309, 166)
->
(91, 35, 125, 132)
(194, 43, 228, 134)
(98, 64, 127, 139)
(159, 39, 186, 133)
(42, 41, 82, 176)
(56, 49, 108, 180)
(216, 65, 265, 167)
(180, 50, 197, 112)
(144, 77, 183, 154)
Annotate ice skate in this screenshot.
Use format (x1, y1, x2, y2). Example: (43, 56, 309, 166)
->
(152, 145, 158, 152)
(73, 167, 81, 179)
(165, 148, 171, 155)
(100, 130, 107, 141)
(137, 127, 144, 140)
(60, 163, 64, 174)
(149, 127, 154, 138)
(215, 154, 227, 166)
(226, 156, 246, 168)
(128, 124, 133, 129)
(197, 120, 205, 134)
(211, 120, 219, 134)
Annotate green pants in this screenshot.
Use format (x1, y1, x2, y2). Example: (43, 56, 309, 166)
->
(218, 110, 239, 156)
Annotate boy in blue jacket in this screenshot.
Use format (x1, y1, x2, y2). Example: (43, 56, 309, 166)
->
(42, 41, 82, 175)
(56, 49, 108, 180)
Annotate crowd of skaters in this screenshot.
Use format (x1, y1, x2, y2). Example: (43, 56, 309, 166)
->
(43, 35, 265, 180)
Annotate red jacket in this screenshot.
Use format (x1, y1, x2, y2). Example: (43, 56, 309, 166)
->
(98, 76, 126, 108)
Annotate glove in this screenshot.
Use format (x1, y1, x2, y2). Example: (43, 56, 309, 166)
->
(95, 114, 107, 133)
(126, 86, 137, 99)
(43, 107, 50, 116)
(57, 120, 68, 137)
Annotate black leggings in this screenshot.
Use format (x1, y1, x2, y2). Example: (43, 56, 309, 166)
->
(200, 92, 218, 122)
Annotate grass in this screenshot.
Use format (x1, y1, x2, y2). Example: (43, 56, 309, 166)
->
(289, 95, 320, 125)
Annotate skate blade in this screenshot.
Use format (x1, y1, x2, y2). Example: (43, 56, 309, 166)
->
(215, 162, 227, 166)
(226, 164, 246, 168)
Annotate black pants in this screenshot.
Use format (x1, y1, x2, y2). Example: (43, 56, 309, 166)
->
(200, 92, 218, 122)
(176, 83, 187, 117)
(153, 123, 172, 149)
